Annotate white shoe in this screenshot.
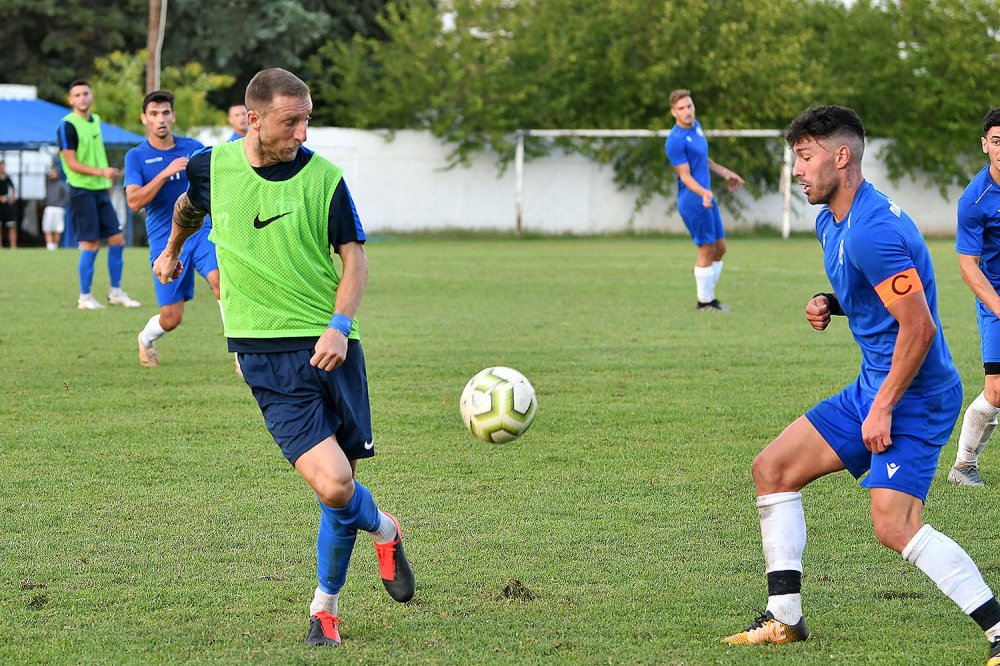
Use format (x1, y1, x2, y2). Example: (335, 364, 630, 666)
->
(108, 290, 141, 308)
(77, 294, 105, 310)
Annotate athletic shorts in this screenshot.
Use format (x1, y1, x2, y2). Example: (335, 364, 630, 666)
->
(977, 299, 1000, 369)
(239, 341, 374, 465)
(148, 228, 219, 306)
(68, 187, 120, 241)
(805, 377, 962, 502)
(0, 203, 15, 228)
(678, 194, 725, 246)
(42, 206, 66, 233)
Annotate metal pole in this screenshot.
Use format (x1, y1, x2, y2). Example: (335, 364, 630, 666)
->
(514, 129, 525, 236)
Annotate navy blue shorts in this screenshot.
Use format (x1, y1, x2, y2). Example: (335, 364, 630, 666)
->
(806, 378, 962, 502)
(239, 340, 374, 465)
(68, 187, 121, 241)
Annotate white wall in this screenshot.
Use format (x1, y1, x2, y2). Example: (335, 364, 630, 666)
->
(199, 127, 967, 236)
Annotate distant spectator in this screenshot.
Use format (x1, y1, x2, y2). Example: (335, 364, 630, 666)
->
(0, 160, 17, 249)
(42, 166, 69, 250)
(226, 103, 247, 141)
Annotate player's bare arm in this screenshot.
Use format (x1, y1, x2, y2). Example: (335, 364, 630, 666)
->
(311, 242, 369, 371)
(59, 149, 118, 180)
(125, 157, 189, 211)
(708, 158, 745, 193)
(672, 163, 714, 208)
(958, 253, 1000, 317)
(152, 192, 206, 284)
(862, 289, 936, 453)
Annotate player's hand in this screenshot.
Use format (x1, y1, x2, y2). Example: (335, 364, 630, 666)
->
(152, 251, 182, 284)
(311, 328, 348, 371)
(862, 404, 893, 453)
(164, 157, 189, 178)
(701, 191, 714, 208)
(805, 295, 832, 331)
(726, 171, 745, 193)
(103, 167, 120, 179)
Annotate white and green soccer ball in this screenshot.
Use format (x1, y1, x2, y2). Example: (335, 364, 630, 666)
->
(460, 367, 538, 443)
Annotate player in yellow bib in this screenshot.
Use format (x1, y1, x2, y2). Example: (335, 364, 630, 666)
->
(153, 68, 413, 648)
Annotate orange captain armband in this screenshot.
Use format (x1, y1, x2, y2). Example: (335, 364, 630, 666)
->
(874, 267, 923, 307)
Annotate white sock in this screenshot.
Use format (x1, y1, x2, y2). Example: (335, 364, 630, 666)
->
(903, 524, 994, 614)
(694, 265, 715, 303)
(988, 620, 1000, 643)
(46, 242, 56, 250)
(712, 260, 723, 288)
(758, 492, 805, 624)
(309, 586, 338, 617)
(370, 511, 398, 544)
(139, 315, 166, 348)
(109, 287, 124, 297)
(956, 392, 1000, 466)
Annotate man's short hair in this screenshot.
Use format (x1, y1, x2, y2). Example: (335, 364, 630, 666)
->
(245, 68, 310, 113)
(142, 90, 175, 113)
(669, 89, 691, 107)
(67, 78, 90, 92)
(983, 108, 1000, 135)
(785, 105, 866, 160)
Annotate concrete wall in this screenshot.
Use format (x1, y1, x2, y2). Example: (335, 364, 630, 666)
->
(198, 127, 967, 236)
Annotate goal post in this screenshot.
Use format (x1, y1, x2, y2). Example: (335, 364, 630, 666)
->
(514, 128, 793, 238)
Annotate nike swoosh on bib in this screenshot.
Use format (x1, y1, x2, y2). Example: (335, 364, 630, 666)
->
(253, 211, 292, 229)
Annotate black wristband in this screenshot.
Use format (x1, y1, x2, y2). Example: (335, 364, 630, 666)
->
(813, 292, 845, 316)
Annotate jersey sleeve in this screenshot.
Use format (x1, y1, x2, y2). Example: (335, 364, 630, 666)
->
(185, 148, 213, 213)
(329, 178, 366, 251)
(955, 195, 984, 257)
(123, 148, 144, 188)
(57, 121, 78, 151)
(850, 222, 923, 308)
(665, 134, 688, 167)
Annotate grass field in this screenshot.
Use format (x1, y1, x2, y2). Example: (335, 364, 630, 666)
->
(3, 234, 1000, 665)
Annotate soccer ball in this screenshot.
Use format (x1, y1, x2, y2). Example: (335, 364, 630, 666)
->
(459, 367, 538, 443)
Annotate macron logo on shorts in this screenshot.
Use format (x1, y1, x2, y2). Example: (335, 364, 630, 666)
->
(886, 462, 901, 479)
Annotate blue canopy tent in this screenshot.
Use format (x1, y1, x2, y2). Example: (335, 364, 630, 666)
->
(0, 97, 144, 246)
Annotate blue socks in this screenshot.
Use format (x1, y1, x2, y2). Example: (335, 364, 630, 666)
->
(78, 249, 98, 294)
(316, 481, 381, 594)
(107, 245, 124, 289)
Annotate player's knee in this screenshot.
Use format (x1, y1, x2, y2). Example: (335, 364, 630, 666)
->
(751, 451, 781, 491)
(315, 475, 355, 509)
(871, 516, 910, 554)
(160, 312, 182, 331)
(983, 385, 1000, 408)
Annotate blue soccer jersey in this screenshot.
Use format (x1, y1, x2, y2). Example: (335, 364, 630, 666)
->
(665, 120, 711, 203)
(124, 136, 205, 251)
(816, 180, 960, 397)
(955, 165, 1000, 286)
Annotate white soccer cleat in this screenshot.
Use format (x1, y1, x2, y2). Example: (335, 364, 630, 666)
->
(108, 290, 141, 308)
(77, 294, 105, 310)
(138, 333, 159, 368)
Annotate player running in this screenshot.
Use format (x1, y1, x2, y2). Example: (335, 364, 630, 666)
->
(152, 68, 413, 647)
(125, 90, 225, 369)
(722, 106, 1000, 666)
(949, 107, 1000, 487)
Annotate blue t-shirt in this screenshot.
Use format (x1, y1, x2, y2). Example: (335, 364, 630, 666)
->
(665, 120, 711, 203)
(955, 165, 1000, 287)
(124, 135, 205, 251)
(817, 180, 960, 397)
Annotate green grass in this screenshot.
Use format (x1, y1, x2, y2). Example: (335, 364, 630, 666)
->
(2, 235, 999, 665)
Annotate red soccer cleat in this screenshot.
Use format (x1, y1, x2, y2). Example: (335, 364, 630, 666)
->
(306, 610, 341, 647)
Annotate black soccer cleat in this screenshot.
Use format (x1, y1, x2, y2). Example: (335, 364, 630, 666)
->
(373, 513, 415, 602)
(306, 610, 341, 647)
(987, 637, 1000, 666)
(697, 299, 731, 312)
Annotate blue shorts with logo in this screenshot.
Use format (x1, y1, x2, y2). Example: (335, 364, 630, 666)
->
(977, 299, 1000, 367)
(148, 228, 219, 306)
(678, 193, 725, 246)
(805, 377, 962, 502)
(68, 187, 120, 241)
(239, 340, 374, 465)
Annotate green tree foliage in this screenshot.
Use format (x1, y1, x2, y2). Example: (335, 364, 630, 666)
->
(312, 0, 1000, 211)
(0, 0, 147, 101)
(89, 51, 234, 135)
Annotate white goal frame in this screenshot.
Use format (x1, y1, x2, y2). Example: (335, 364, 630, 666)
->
(513, 128, 793, 237)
